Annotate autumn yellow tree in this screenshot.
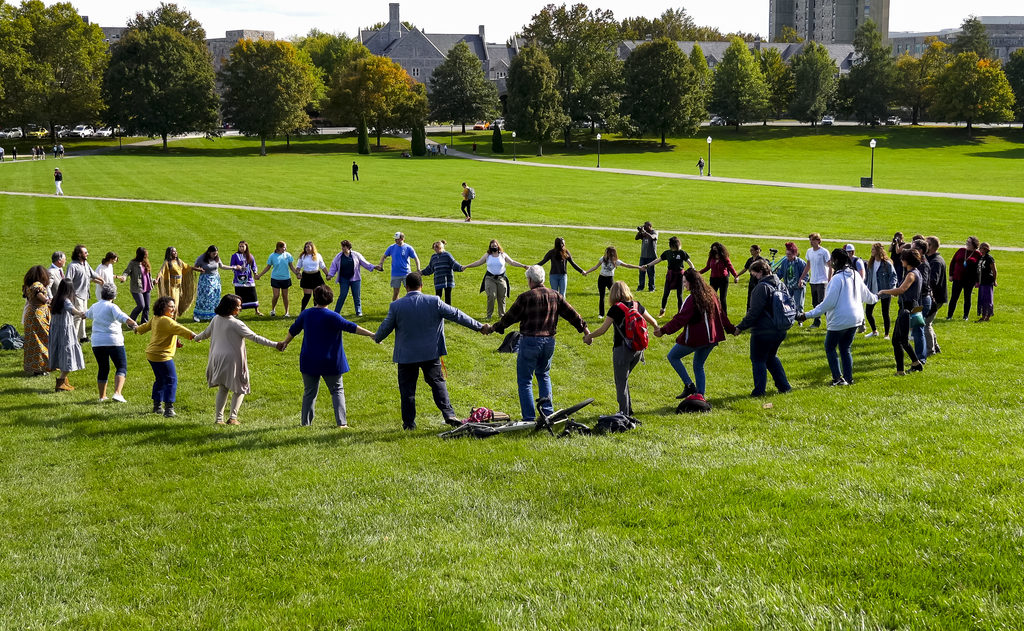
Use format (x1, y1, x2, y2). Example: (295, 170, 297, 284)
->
(325, 55, 421, 153)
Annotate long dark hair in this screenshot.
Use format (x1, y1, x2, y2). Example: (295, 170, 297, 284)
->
(134, 247, 151, 273)
(238, 241, 254, 266)
(215, 294, 241, 317)
(51, 278, 75, 314)
(23, 265, 50, 295)
(202, 245, 219, 263)
(830, 248, 851, 272)
(683, 268, 718, 317)
(554, 237, 568, 261)
(164, 246, 178, 262)
(709, 242, 729, 261)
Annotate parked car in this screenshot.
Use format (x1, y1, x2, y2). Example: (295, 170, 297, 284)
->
(492, 118, 505, 129)
(886, 116, 901, 126)
(94, 127, 113, 137)
(53, 125, 70, 138)
(472, 121, 491, 130)
(709, 116, 726, 126)
(27, 125, 49, 139)
(68, 125, 94, 137)
(821, 115, 835, 126)
(4, 127, 23, 138)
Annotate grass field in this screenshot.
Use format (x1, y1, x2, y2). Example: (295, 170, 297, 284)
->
(2, 133, 1024, 628)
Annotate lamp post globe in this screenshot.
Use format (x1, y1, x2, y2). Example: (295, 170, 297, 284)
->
(706, 136, 712, 177)
(511, 131, 516, 162)
(869, 138, 877, 185)
(596, 133, 602, 168)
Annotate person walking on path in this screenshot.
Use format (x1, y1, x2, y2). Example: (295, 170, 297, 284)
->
(863, 243, 897, 340)
(733, 261, 792, 397)
(48, 278, 86, 392)
(976, 243, 997, 322)
(878, 249, 926, 376)
(374, 273, 483, 430)
(135, 296, 196, 417)
(697, 157, 705, 176)
(462, 239, 528, 319)
(585, 281, 658, 416)
(295, 241, 328, 312)
(485, 265, 590, 423)
(193, 246, 241, 322)
(947, 236, 982, 320)
(700, 242, 739, 319)
(654, 268, 735, 399)
(194, 295, 285, 425)
(737, 245, 771, 309)
(775, 243, 806, 322)
(122, 247, 154, 324)
(256, 241, 299, 317)
(461, 183, 474, 222)
(924, 237, 947, 354)
(635, 222, 659, 292)
(326, 239, 378, 316)
(47, 251, 66, 299)
(798, 249, 878, 387)
(154, 246, 199, 321)
(584, 246, 642, 318)
(230, 241, 264, 316)
(380, 232, 421, 302)
(64, 245, 104, 343)
(352, 161, 359, 181)
(54, 168, 64, 195)
(642, 236, 694, 316)
(282, 285, 375, 427)
(22, 266, 51, 376)
(85, 283, 137, 402)
(421, 240, 463, 306)
(536, 237, 585, 297)
(797, 233, 831, 328)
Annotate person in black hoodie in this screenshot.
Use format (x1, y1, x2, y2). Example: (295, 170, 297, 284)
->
(733, 260, 792, 397)
(924, 237, 946, 354)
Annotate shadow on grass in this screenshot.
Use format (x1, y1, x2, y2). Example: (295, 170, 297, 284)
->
(968, 148, 1024, 160)
(120, 136, 410, 159)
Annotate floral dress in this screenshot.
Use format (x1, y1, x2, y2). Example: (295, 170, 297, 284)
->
(23, 282, 50, 374)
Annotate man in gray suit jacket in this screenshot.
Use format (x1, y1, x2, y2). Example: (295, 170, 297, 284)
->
(374, 272, 484, 429)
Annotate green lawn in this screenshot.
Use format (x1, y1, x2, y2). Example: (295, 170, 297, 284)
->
(2, 137, 1024, 628)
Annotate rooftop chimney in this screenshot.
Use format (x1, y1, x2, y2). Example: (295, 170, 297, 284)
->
(389, 3, 400, 22)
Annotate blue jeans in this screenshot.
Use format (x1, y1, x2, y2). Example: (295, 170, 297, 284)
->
(517, 336, 556, 421)
(93, 345, 127, 382)
(790, 286, 806, 314)
(334, 278, 362, 315)
(749, 331, 790, 396)
(549, 274, 567, 296)
(824, 326, 856, 383)
(667, 343, 717, 395)
(149, 359, 177, 403)
(912, 296, 931, 361)
(638, 257, 656, 290)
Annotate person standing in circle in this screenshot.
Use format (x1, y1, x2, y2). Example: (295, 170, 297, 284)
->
(326, 239, 378, 316)
(635, 222, 659, 292)
(976, 243, 997, 322)
(94, 252, 122, 303)
(421, 240, 463, 306)
(380, 232, 421, 303)
(193, 245, 241, 323)
(643, 236, 694, 316)
(461, 182, 474, 222)
(256, 241, 299, 317)
(22, 266, 51, 376)
(536, 237, 585, 297)
(54, 168, 64, 195)
(733, 261, 792, 397)
(296, 241, 328, 312)
(583, 246, 642, 318)
(85, 283, 138, 402)
(352, 161, 359, 181)
(878, 249, 925, 376)
(863, 243, 897, 339)
(135, 296, 197, 417)
(231, 241, 264, 316)
(947, 236, 982, 320)
(462, 239, 528, 319)
(797, 233, 832, 328)
(122, 247, 154, 324)
(48, 278, 86, 392)
(154, 246, 198, 321)
(699, 242, 739, 319)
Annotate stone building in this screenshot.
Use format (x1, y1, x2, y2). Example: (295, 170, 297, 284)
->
(769, 0, 890, 45)
(890, 17, 1024, 64)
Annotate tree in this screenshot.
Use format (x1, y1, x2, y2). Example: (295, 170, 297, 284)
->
(291, 30, 370, 82)
(492, 124, 504, 153)
(428, 41, 499, 133)
(104, 8, 220, 150)
(506, 46, 568, 156)
(950, 16, 993, 60)
(892, 38, 948, 125)
(9, 1, 108, 139)
(619, 8, 699, 41)
(788, 41, 837, 129)
(411, 126, 426, 156)
(324, 55, 423, 152)
(521, 3, 623, 145)
(929, 52, 1015, 137)
(709, 38, 770, 130)
(0, 2, 30, 124)
(773, 26, 804, 43)
(759, 47, 794, 120)
(220, 39, 321, 156)
(689, 44, 712, 123)
(840, 19, 894, 124)
(621, 38, 699, 146)
(1006, 49, 1024, 128)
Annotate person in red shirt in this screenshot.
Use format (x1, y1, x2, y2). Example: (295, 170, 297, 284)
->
(699, 242, 739, 318)
(946, 236, 981, 320)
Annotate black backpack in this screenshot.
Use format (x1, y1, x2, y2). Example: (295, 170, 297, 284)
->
(497, 331, 521, 353)
(676, 395, 713, 414)
(594, 413, 642, 434)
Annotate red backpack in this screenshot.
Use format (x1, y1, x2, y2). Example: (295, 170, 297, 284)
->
(614, 302, 649, 352)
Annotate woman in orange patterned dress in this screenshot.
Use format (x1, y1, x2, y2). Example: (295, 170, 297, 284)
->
(23, 266, 51, 375)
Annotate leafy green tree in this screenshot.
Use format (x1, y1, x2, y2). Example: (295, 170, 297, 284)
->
(325, 55, 423, 152)
(220, 39, 321, 156)
(950, 16, 993, 60)
(892, 38, 948, 125)
(291, 29, 370, 82)
(0, 2, 29, 123)
(521, 3, 623, 144)
(8, 1, 108, 138)
(840, 19, 894, 124)
(103, 8, 220, 150)
(428, 41, 499, 133)
(492, 124, 504, 153)
(689, 44, 712, 123)
(929, 52, 1015, 137)
(411, 126, 426, 156)
(773, 26, 804, 43)
(1005, 48, 1024, 128)
(788, 41, 837, 129)
(619, 8, 699, 41)
(398, 80, 429, 154)
(506, 45, 568, 156)
(622, 38, 699, 146)
(759, 47, 794, 120)
(710, 38, 770, 130)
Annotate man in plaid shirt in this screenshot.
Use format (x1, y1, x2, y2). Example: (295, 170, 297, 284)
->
(486, 266, 590, 421)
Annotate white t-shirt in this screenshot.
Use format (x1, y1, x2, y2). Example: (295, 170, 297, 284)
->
(95, 263, 116, 301)
(486, 254, 506, 275)
(297, 253, 325, 273)
(86, 300, 131, 346)
(599, 257, 623, 276)
(805, 247, 830, 284)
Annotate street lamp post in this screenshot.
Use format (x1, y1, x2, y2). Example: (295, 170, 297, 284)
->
(869, 138, 877, 186)
(449, 124, 453, 149)
(596, 133, 601, 168)
(511, 131, 516, 161)
(706, 136, 712, 177)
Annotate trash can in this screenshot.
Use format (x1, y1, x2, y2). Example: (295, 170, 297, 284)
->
(860, 177, 873, 188)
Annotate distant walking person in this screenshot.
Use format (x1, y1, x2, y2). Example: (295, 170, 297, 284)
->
(461, 182, 474, 222)
(697, 157, 705, 176)
(976, 242, 997, 321)
(54, 168, 64, 195)
(0, 146, 5, 161)
(635, 222, 659, 292)
(352, 161, 359, 181)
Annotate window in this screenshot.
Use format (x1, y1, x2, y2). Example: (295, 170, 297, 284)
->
(410, 68, 420, 77)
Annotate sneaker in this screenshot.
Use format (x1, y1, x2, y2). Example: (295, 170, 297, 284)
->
(215, 419, 226, 425)
(152, 402, 163, 414)
(910, 363, 924, 373)
(809, 322, 820, 329)
(337, 424, 350, 429)
(676, 382, 699, 399)
(164, 405, 177, 418)
(284, 312, 291, 317)
(884, 336, 891, 340)
(355, 312, 363, 317)
(932, 346, 941, 354)
(636, 286, 644, 292)
(829, 377, 848, 387)
(658, 310, 666, 317)
(648, 287, 655, 292)
(99, 397, 109, 402)
(112, 393, 126, 403)
(443, 417, 462, 428)
(270, 309, 276, 317)
(864, 331, 877, 338)
(227, 418, 240, 425)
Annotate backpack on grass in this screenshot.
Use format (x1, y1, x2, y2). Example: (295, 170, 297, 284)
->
(614, 302, 649, 352)
(676, 393, 712, 414)
(0, 323, 23, 350)
(594, 413, 642, 434)
(769, 284, 796, 331)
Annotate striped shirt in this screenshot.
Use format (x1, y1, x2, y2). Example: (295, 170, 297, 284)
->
(422, 252, 463, 287)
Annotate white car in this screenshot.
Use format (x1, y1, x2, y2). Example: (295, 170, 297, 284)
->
(94, 127, 113, 137)
(4, 127, 23, 138)
(492, 118, 505, 129)
(821, 115, 835, 126)
(68, 125, 94, 138)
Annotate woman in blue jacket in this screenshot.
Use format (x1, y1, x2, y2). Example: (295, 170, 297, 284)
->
(863, 243, 897, 339)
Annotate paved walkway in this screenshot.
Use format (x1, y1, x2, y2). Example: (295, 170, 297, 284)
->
(5, 189, 1022, 252)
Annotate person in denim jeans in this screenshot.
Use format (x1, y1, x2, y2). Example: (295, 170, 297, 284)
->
(775, 242, 806, 319)
(734, 261, 792, 397)
(486, 266, 589, 421)
(326, 239, 379, 317)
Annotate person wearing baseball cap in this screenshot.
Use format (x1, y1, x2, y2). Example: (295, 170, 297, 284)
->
(54, 168, 64, 196)
(380, 232, 420, 302)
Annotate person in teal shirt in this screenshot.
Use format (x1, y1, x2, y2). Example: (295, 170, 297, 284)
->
(257, 240, 299, 317)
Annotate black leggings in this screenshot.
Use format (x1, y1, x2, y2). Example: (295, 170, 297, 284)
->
(892, 309, 919, 372)
(435, 286, 452, 305)
(301, 293, 312, 311)
(130, 291, 151, 323)
(461, 199, 472, 218)
(598, 275, 614, 316)
(947, 280, 974, 319)
(864, 296, 891, 335)
(661, 279, 683, 312)
(709, 276, 730, 318)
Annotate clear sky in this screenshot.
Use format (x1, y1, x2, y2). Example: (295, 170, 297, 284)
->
(77, 0, 1023, 42)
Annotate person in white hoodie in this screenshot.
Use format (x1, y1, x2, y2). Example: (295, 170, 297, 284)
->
(797, 248, 878, 386)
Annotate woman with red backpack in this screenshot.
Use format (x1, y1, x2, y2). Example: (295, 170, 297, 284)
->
(584, 281, 658, 416)
(655, 268, 735, 399)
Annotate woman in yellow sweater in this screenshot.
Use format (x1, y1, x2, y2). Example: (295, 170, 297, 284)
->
(135, 295, 195, 417)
